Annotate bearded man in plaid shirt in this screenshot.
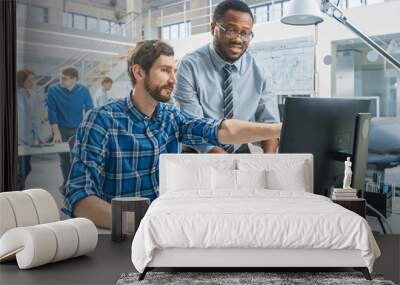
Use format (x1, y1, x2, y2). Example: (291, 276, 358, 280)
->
(64, 40, 281, 229)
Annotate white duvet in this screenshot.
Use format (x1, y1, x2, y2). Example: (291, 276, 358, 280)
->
(131, 190, 380, 273)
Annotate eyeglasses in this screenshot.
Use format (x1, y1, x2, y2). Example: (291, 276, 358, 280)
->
(216, 22, 254, 42)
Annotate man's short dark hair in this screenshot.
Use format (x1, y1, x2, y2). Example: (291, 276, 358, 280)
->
(101, 77, 113, 85)
(61, 66, 79, 79)
(213, 0, 254, 23)
(127, 40, 174, 87)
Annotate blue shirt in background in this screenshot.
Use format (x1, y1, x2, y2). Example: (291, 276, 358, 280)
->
(63, 96, 222, 216)
(47, 83, 94, 128)
(174, 43, 280, 153)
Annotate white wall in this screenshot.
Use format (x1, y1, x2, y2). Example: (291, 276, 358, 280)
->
(168, 2, 400, 98)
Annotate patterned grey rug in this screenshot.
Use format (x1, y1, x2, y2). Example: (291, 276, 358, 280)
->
(117, 272, 396, 285)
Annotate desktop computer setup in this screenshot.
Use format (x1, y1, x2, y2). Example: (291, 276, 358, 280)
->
(278, 97, 393, 233)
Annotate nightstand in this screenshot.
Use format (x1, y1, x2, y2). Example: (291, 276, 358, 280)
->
(332, 198, 366, 218)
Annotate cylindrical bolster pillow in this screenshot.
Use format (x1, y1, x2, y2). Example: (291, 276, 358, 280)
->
(0, 226, 57, 269)
(0, 196, 17, 237)
(24, 189, 59, 223)
(0, 191, 39, 228)
(0, 218, 98, 269)
(42, 222, 79, 263)
(0, 189, 59, 238)
(64, 218, 98, 257)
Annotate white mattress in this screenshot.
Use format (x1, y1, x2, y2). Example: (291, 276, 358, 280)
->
(131, 190, 380, 273)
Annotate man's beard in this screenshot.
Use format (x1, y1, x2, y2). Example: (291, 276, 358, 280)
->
(144, 77, 173, 103)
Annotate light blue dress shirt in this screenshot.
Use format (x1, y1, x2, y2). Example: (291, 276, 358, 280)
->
(95, 89, 113, 107)
(17, 89, 40, 146)
(174, 43, 280, 153)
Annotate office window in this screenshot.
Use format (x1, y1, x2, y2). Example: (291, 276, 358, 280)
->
(366, 0, 384, 4)
(29, 5, 48, 23)
(111, 22, 126, 36)
(272, 1, 283, 20)
(63, 12, 73, 28)
(87, 16, 98, 32)
(348, 0, 364, 8)
(283, 0, 291, 16)
(73, 14, 86, 30)
(120, 23, 127, 37)
(17, 3, 28, 22)
(161, 22, 191, 41)
(99, 19, 110, 34)
(253, 5, 269, 24)
(179, 22, 186, 38)
(333, 35, 400, 117)
(170, 24, 179, 40)
(162, 26, 170, 40)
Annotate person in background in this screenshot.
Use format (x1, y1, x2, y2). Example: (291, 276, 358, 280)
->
(47, 66, 94, 193)
(174, 0, 280, 154)
(63, 40, 281, 229)
(95, 77, 113, 107)
(16, 69, 41, 189)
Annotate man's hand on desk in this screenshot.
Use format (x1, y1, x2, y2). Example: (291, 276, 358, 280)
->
(51, 124, 62, 143)
(208, 146, 226, 154)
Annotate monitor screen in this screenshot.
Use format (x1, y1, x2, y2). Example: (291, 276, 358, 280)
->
(279, 97, 372, 196)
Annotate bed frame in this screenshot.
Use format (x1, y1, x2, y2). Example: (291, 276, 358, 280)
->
(139, 249, 371, 280)
(137, 154, 373, 281)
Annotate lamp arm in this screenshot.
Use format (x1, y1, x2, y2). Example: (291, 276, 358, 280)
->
(321, 0, 400, 70)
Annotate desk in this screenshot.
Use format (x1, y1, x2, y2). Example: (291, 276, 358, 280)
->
(1, 234, 398, 285)
(18, 143, 70, 156)
(0, 235, 134, 285)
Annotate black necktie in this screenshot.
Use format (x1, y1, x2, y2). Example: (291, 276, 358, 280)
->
(222, 64, 234, 153)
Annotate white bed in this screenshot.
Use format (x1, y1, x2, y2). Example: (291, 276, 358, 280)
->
(131, 154, 380, 280)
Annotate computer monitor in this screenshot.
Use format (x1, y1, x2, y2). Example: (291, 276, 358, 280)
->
(279, 97, 372, 196)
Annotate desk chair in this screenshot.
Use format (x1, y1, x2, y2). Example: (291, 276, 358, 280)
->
(366, 118, 400, 234)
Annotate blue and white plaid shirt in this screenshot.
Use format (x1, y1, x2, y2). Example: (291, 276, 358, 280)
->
(63, 96, 222, 216)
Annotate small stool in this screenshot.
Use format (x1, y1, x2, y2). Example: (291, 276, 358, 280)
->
(111, 197, 149, 242)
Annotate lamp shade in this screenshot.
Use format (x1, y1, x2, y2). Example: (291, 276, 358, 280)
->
(281, 0, 324, 26)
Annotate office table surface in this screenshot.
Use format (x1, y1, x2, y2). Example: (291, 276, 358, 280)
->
(18, 143, 70, 156)
(0, 234, 134, 285)
(1, 234, 398, 284)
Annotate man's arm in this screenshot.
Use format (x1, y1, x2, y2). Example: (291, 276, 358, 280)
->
(64, 110, 109, 225)
(85, 89, 94, 112)
(217, 119, 281, 145)
(262, 139, 279, 153)
(176, 111, 281, 149)
(46, 90, 62, 143)
(74, 195, 111, 229)
(174, 59, 215, 153)
(74, 196, 135, 230)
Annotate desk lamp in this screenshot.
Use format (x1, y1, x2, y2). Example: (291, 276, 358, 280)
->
(281, 0, 400, 70)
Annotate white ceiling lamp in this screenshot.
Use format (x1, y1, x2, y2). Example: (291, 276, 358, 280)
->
(281, 0, 400, 70)
(281, 0, 324, 26)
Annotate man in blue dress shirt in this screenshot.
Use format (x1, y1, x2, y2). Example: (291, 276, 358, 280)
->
(64, 40, 281, 229)
(174, 0, 280, 154)
(47, 67, 94, 191)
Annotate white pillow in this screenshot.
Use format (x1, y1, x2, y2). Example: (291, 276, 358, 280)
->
(266, 162, 307, 191)
(167, 162, 211, 191)
(212, 168, 237, 190)
(236, 169, 267, 189)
